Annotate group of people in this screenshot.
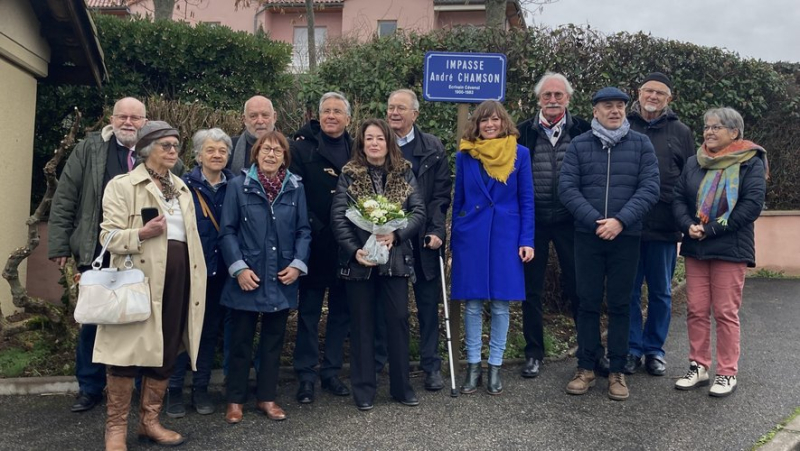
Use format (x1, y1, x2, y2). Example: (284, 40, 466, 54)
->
(47, 70, 767, 450)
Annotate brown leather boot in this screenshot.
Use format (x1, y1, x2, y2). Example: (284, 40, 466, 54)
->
(608, 372, 630, 401)
(105, 375, 134, 451)
(137, 377, 185, 446)
(565, 368, 596, 395)
(256, 401, 286, 421)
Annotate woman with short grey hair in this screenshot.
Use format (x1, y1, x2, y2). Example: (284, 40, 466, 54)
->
(673, 107, 767, 397)
(165, 127, 235, 418)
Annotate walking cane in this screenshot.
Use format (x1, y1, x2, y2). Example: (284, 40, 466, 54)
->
(426, 236, 458, 397)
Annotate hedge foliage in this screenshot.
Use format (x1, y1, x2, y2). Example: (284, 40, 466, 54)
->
(301, 26, 800, 209)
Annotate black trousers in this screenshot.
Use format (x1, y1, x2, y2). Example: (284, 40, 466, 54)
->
(522, 221, 580, 360)
(574, 232, 640, 374)
(226, 308, 289, 403)
(293, 281, 349, 382)
(110, 241, 190, 380)
(346, 274, 414, 405)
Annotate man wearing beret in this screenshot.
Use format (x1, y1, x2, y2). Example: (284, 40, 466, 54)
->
(558, 87, 660, 401)
(48, 97, 184, 413)
(625, 73, 696, 377)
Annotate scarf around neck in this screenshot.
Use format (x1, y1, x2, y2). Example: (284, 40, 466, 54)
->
(695, 140, 766, 226)
(254, 165, 287, 204)
(145, 166, 180, 201)
(459, 135, 517, 183)
(591, 118, 630, 149)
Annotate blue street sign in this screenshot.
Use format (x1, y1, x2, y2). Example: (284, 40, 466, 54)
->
(423, 51, 507, 103)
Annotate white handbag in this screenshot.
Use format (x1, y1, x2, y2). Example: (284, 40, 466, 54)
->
(74, 230, 152, 325)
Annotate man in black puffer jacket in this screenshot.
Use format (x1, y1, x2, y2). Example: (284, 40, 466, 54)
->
(624, 73, 696, 377)
(559, 87, 660, 402)
(517, 73, 595, 380)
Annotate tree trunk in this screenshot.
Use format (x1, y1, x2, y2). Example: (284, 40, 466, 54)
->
(305, 0, 316, 70)
(153, 0, 176, 21)
(485, 0, 506, 29)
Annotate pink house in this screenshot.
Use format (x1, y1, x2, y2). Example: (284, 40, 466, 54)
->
(94, 1, 525, 71)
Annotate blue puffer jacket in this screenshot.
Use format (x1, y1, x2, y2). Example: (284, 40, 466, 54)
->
(219, 166, 312, 313)
(558, 129, 660, 236)
(182, 166, 233, 277)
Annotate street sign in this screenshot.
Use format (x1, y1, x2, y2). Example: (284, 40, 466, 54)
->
(423, 51, 507, 103)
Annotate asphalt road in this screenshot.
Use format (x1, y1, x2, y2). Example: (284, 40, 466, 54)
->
(0, 278, 798, 451)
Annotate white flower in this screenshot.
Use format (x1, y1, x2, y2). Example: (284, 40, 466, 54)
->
(369, 209, 387, 220)
(363, 199, 379, 209)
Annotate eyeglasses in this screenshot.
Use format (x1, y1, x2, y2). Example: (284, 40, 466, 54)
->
(156, 142, 181, 152)
(387, 105, 413, 113)
(113, 114, 146, 123)
(640, 87, 670, 98)
(259, 146, 284, 156)
(540, 91, 566, 100)
(321, 108, 347, 117)
(703, 125, 730, 133)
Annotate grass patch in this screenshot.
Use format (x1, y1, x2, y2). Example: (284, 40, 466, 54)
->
(752, 406, 800, 449)
(0, 340, 53, 378)
(748, 268, 796, 279)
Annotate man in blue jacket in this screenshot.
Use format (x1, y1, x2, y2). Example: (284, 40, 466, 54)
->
(559, 87, 660, 401)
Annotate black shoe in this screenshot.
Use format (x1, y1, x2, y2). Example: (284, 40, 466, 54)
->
(356, 401, 373, 411)
(520, 358, 541, 378)
(460, 363, 482, 394)
(424, 370, 445, 391)
(70, 392, 102, 413)
(192, 387, 215, 415)
(645, 355, 666, 376)
(321, 376, 350, 397)
(392, 394, 419, 406)
(165, 387, 186, 419)
(296, 381, 315, 404)
(594, 356, 610, 378)
(487, 364, 503, 395)
(623, 354, 643, 375)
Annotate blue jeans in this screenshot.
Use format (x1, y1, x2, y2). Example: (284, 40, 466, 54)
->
(464, 300, 510, 366)
(75, 324, 106, 396)
(628, 241, 677, 358)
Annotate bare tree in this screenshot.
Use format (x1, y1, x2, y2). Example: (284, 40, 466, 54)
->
(486, 0, 560, 29)
(306, 0, 317, 70)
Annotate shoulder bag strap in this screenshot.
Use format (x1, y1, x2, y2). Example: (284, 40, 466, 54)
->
(194, 188, 220, 232)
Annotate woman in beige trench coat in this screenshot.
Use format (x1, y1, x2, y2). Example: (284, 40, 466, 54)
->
(97, 121, 206, 451)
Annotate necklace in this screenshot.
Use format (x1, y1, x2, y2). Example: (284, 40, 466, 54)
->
(159, 195, 178, 215)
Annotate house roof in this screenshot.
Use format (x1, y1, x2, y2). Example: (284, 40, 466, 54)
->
(85, 0, 126, 7)
(29, 0, 107, 87)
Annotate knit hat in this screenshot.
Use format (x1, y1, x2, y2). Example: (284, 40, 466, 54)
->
(591, 87, 630, 105)
(136, 120, 179, 150)
(641, 72, 673, 91)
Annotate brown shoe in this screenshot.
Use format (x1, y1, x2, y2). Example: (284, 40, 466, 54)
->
(225, 403, 243, 424)
(105, 375, 134, 451)
(608, 373, 629, 401)
(565, 368, 596, 395)
(257, 401, 287, 421)
(136, 377, 185, 446)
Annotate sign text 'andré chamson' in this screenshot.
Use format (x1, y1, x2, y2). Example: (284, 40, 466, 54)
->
(423, 52, 507, 103)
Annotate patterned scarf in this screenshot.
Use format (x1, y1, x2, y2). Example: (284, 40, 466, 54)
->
(255, 165, 286, 203)
(695, 140, 766, 226)
(591, 118, 631, 149)
(145, 166, 180, 201)
(459, 135, 517, 183)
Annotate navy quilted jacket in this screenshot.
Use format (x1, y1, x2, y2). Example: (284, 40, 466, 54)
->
(558, 130, 660, 236)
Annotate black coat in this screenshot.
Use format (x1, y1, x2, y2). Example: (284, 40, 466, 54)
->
(405, 126, 452, 281)
(330, 160, 426, 281)
(517, 111, 590, 226)
(629, 105, 696, 242)
(289, 120, 352, 287)
(673, 153, 766, 267)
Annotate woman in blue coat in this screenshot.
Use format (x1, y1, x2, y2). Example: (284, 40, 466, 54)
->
(451, 100, 535, 395)
(219, 130, 311, 423)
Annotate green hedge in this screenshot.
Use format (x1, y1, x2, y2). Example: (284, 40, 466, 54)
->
(302, 26, 799, 209)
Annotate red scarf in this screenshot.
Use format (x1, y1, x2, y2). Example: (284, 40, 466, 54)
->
(256, 167, 286, 203)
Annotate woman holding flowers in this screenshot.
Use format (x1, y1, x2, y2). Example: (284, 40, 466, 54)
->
(331, 118, 425, 411)
(451, 100, 535, 395)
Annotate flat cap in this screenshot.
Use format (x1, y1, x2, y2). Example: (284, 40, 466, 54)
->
(136, 120, 179, 150)
(592, 87, 630, 105)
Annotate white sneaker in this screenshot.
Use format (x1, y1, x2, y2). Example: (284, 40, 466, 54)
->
(709, 375, 737, 397)
(674, 361, 710, 390)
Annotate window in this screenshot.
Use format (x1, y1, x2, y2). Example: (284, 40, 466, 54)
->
(377, 21, 397, 37)
(293, 27, 327, 72)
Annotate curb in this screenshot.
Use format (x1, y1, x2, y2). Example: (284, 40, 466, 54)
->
(759, 416, 800, 451)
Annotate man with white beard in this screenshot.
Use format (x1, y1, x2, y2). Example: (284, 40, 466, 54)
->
(624, 72, 695, 376)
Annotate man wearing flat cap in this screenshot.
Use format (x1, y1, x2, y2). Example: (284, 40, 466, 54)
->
(48, 98, 184, 413)
(625, 73, 695, 377)
(558, 87, 660, 401)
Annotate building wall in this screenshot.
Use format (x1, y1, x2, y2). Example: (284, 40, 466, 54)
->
(0, 0, 49, 316)
(262, 9, 344, 44)
(341, 0, 435, 41)
(129, 0, 261, 33)
(753, 211, 800, 276)
(436, 10, 486, 28)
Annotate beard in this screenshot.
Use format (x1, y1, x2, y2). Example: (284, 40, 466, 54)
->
(114, 127, 138, 147)
(643, 104, 658, 113)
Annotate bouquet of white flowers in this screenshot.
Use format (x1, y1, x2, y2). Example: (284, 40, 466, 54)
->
(345, 195, 408, 264)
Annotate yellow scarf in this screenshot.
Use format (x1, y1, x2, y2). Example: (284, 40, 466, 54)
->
(459, 136, 517, 183)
